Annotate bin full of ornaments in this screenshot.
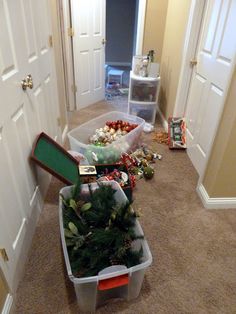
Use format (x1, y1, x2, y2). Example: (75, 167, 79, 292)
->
(67, 112, 145, 164)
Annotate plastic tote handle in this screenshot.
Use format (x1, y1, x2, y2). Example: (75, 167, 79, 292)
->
(98, 265, 129, 291)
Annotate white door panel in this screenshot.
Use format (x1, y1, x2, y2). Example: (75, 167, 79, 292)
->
(186, 74, 206, 137)
(0, 0, 60, 290)
(197, 84, 223, 153)
(72, 0, 105, 109)
(186, 0, 236, 176)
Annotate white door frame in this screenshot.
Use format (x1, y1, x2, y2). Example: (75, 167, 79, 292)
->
(60, 0, 76, 111)
(174, 0, 206, 117)
(174, 0, 236, 183)
(135, 0, 147, 55)
(61, 0, 146, 110)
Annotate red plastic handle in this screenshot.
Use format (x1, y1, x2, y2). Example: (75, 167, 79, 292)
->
(98, 274, 129, 291)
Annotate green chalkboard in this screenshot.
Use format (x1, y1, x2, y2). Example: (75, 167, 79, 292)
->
(32, 133, 79, 185)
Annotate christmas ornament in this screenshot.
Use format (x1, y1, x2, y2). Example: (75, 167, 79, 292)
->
(143, 166, 154, 179)
(89, 120, 138, 146)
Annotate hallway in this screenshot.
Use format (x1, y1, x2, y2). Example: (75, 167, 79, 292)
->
(13, 102, 236, 314)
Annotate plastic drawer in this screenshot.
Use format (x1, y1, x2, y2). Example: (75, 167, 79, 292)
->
(129, 102, 157, 125)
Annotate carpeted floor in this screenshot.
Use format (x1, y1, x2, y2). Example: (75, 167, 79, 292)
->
(14, 101, 236, 314)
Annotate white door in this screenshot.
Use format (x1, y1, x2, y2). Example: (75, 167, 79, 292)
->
(71, 0, 106, 110)
(0, 0, 60, 291)
(186, 0, 236, 176)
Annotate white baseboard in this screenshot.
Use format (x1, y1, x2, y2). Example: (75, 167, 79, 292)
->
(106, 62, 132, 67)
(156, 106, 168, 132)
(62, 124, 68, 144)
(2, 294, 13, 314)
(197, 183, 236, 209)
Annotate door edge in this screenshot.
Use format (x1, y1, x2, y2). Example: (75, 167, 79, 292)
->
(173, 0, 206, 117)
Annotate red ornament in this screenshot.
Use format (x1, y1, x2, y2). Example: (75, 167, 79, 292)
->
(119, 153, 137, 169)
(130, 174, 136, 189)
(104, 120, 138, 135)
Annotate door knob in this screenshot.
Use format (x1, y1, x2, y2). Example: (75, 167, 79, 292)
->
(102, 38, 107, 45)
(21, 74, 33, 90)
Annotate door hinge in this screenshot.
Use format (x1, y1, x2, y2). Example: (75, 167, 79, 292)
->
(48, 35, 53, 48)
(190, 59, 197, 67)
(0, 248, 9, 262)
(68, 27, 74, 37)
(71, 84, 77, 93)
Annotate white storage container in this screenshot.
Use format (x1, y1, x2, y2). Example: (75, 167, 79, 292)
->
(129, 102, 157, 125)
(128, 72, 161, 125)
(67, 111, 145, 164)
(129, 72, 160, 102)
(59, 182, 152, 313)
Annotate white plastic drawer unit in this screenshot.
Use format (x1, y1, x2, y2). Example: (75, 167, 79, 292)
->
(59, 182, 152, 312)
(129, 72, 161, 103)
(129, 102, 157, 125)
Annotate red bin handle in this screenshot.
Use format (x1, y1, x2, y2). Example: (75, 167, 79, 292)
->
(98, 274, 129, 291)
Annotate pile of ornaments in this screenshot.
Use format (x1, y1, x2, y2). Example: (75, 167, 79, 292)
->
(89, 120, 138, 147)
(97, 168, 130, 187)
(119, 146, 162, 180)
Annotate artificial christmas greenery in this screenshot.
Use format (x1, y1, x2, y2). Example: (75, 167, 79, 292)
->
(61, 180, 143, 277)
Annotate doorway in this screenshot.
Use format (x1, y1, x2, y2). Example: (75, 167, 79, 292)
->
(105, 0, 137, 109)
(175, 0, 236, 178)
(67, 0, 146, 111)
(105, 0, 147, 111)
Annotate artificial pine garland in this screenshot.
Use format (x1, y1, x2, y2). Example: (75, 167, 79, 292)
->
(61, 180, 143, 277)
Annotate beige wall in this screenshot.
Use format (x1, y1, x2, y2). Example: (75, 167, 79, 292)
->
(203, 68, 236, 197)
(0, 271, 8, 311)
(159, 0, 191, 119)
(143, 0, 169, 63)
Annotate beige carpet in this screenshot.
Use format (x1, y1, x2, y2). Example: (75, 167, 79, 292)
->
(14, 101, 236, 314)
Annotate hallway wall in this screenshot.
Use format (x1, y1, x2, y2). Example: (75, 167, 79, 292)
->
(143, 0, 168, 63)
(159, 0, 191, 119)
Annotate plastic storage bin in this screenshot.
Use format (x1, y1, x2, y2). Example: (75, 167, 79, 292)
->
(129, 102, 157, 125)
(67, 111, 145, 164)
(129, 73, 160, 102)
(59, 182, 152, 313)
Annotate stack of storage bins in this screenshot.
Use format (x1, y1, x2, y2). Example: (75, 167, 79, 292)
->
(128, 61, 161, 125)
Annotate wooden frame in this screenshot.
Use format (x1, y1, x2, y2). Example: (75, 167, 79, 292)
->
(31, 132, 79, 185)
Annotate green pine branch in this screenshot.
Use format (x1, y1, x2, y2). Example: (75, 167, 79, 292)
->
(62, 182, 144, 277)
